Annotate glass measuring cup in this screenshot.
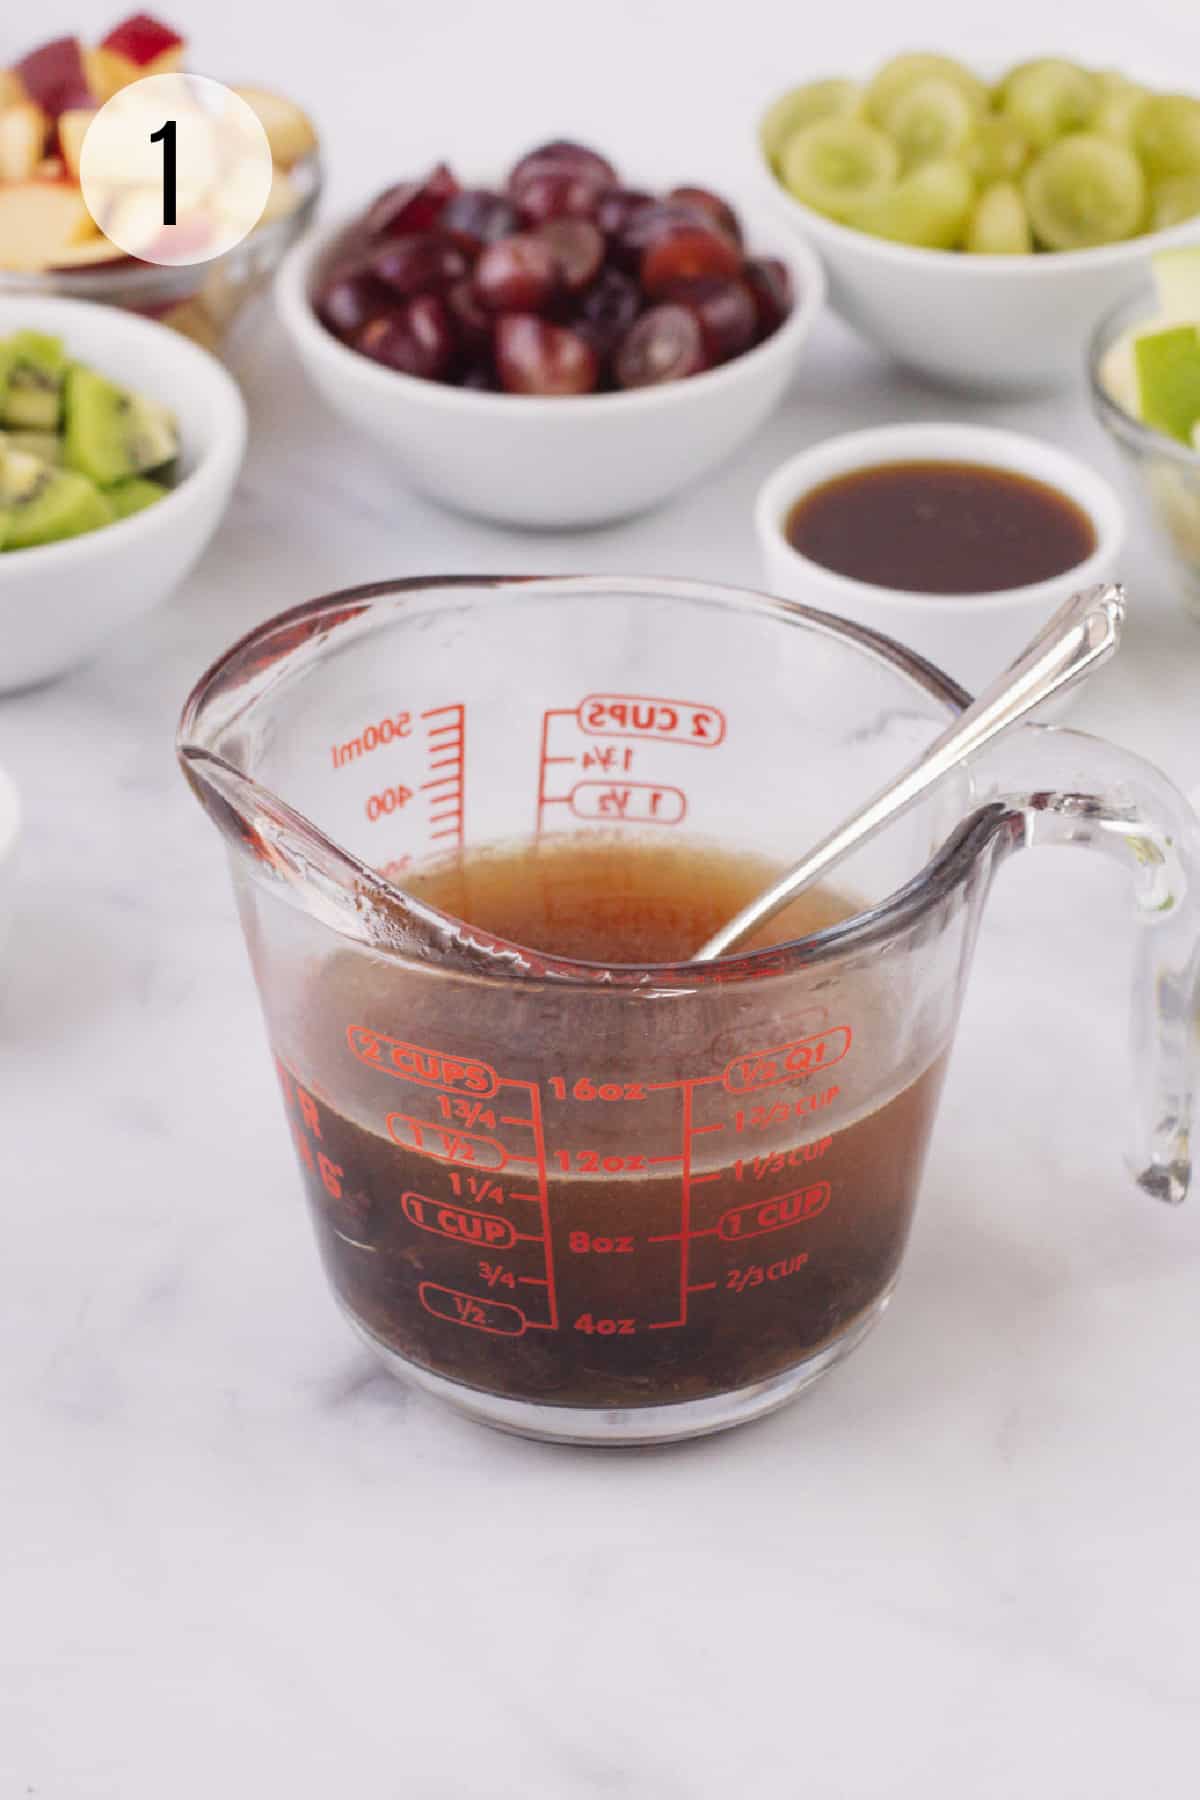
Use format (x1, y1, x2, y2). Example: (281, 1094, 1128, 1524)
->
(178, 575, 1200, 1445)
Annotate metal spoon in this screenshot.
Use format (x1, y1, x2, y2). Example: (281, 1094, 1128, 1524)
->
(693, 581, 1126, 963)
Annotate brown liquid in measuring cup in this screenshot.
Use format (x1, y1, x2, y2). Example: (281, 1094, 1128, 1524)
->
(273, 838, 946, 1410)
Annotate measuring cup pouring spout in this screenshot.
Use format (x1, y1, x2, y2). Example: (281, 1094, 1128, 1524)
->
(178, 576, 1200, 1443)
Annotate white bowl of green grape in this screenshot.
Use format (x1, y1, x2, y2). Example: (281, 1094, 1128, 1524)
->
(758, 53, 1200, 393)
(0, 294, 245, 692)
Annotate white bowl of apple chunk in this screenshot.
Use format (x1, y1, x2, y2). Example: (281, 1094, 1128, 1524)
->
(0, 292, 245, 691)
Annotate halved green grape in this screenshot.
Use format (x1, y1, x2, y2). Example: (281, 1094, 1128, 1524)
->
(779, 118, 899, 221)
(965, 181, 1033, 254)
(965, 116, 1030, 184)
(1133, 94, 1200, 180)
(1094, 81, 1148, 145)
(761, 80, 861, 170)
(864, 53, 989, 128)
(886, 76, 975, 168)
(1151, 174, 1200, 230)
(847, 157, 974, 249)
(992, 59, 1036, 106)
(1024, 133, 1146, 249)
(1002, 59, 1098, 151)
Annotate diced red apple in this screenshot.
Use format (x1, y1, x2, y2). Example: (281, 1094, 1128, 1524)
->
(100, 14, 185, 75)
(13, 37, 94, 121)
(83, 46, 133, 103)
(232, 86, 317, 168)
(57, 109, 95, 181)
(0, 102, 47, 183)
(0, 182, 95, 271)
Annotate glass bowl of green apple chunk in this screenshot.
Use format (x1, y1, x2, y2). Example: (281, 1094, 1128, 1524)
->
(1091, 245, 1200, 621)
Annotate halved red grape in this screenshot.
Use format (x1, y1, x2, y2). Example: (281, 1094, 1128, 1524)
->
(595, 187, 655, 239)
(659, 276, 757, 362)
(496, 316, 599, 395)
(535, 217, 605, 291)
(316, 269, 388, 340)
(612, 199, 716, 271)
(474, 232, 560, 312)
(614, 305, 710, 387)
(642, 226, 743, 296)
(459, 363, 499, 391)
(446, 278, 493, 353)
(364, 164, 459, 239)
(508, 140, 618, 195)
(370, 233, 470, 296)
(572, 266, 642, 360)
(356, 296, 456, 381)
(742, 257, 794, 341)
(515, 170, 605, 224)
(668, 185, 744, 244)
(439, 187, 521, 252)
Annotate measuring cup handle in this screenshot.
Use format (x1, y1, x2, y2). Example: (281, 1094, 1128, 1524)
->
(980, 726, 1200, 1204)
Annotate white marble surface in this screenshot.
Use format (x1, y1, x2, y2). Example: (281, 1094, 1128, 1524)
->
(4, 2, 1200, 1793)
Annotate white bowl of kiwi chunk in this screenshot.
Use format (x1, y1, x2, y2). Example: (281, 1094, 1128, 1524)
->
(0, 294, 245, 691)
(758, 53, 1200, 392)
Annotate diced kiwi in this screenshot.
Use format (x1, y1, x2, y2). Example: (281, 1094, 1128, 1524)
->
(106, 476, 169, 520)
(2, 331, 68, 431)
(62, 365, 179, 487)
(0, 446, 112, 550)
(1, 429, 62, 466)
(1135, 325, 1200, 444)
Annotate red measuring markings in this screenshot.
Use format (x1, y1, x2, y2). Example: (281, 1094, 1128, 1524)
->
(726, 1254, 809, 1293)
(419, 1283, 527, 1336)
(387, 1114, 509, 1169)
(577, 694, 726, 744)
(326, 700, 467, 854)
(722, 1027, 852, 1094)
(328, 709, 413, 769)
(567, 781, 686, 825)
(419, 702, 466, 848)
(402, 1191, 517, 1248)
(535, 691, 724, 835)
(348, 1031, 560, 1332)
(717, 1182, 831, 1242)
(347, 1026, 499, 1097)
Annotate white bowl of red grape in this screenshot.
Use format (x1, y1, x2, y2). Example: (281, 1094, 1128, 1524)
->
(276, 141, 824, 528)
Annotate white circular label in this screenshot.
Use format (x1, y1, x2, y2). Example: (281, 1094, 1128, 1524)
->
(79, 73, 274, 267)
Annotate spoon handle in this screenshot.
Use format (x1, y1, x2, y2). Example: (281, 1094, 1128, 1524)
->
(693, 582, 1126, 963)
